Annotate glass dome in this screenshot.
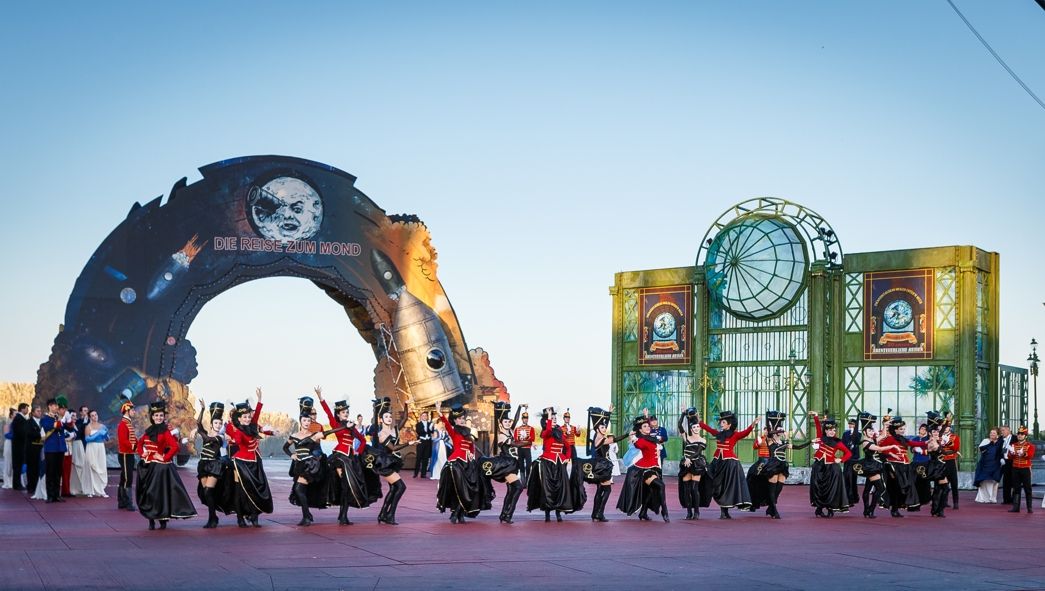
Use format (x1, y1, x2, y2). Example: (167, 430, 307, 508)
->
(705, 215, 808, 321)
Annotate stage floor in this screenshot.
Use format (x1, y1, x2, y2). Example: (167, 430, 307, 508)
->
(1, 463, 1042, 590)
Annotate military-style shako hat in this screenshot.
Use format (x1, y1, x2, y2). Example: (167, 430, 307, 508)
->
(333, 400, 349, 415)
(148, 400, 167, 414)
(373, 397, 392, 417)
(120, 399, 135, 414)
(588, 406, 611, 428)
(521, 410, 529, 419)
(766, 410, 786, 432)
(208, 402, 225, 422)
(1017, 425, 1029, 436)
(542, 407, 557, 419)
(632, 415, 650, 431)
(926, 410, 944, 430)
(858, 411, 877, 432)
(298, 396, 314, 419)
(719, 410, 738, 430)
(449, 404, 466, 421)
(684, 407, 700, 422)
(563, 408, 572, 420)
(493, 401, 511, 424)
(232, 400, 253, 420)
(888, 415, 906, 431)
(821, 416, 838, 430)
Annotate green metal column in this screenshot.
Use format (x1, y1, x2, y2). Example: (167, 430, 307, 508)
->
(693, 267, 708, 416)
(828, 267, 846, 418)
(609, 280, 623, 438)
(808, 262, 827, 414)
(957, 257, 977, 471)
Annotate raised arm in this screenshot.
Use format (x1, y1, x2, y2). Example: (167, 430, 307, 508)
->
(320, 400, 338, 429)
(813, 414, 823, 439)
(734, 420, 756, 440)
(698, 421, 719, 436)
(196, 404, 206, 435)
(252, 402, 263, 426)
(510, 405, 524, 431)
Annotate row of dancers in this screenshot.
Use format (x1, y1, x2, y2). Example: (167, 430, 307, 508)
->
(118, 393, 1037, 529)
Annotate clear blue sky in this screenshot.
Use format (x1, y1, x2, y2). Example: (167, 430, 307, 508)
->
(2, 1, 1043, 418)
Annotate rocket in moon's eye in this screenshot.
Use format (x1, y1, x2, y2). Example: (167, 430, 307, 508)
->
(371, 248, 466, 406)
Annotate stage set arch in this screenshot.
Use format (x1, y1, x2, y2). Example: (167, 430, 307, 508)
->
(35, 155, 479, 433)
(610, 197, 1005, 471)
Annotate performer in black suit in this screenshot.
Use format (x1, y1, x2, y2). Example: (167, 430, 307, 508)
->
(841, 418, 861, 507)
(413, 411, 433, 478)
(998, 425, 1014, 504)
(24, 407, 43, 496)
(9, 403, 28, 490)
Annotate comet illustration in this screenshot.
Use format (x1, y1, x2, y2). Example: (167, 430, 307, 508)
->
(146, 234, 208, 300)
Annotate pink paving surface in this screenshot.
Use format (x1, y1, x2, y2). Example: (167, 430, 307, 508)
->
(1, 466, 1042, 590)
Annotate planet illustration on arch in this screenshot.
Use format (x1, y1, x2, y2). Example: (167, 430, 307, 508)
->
(247, 176, 324, 242)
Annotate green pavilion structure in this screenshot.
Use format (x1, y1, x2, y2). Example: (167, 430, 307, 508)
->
(609, 198, 1008, 471)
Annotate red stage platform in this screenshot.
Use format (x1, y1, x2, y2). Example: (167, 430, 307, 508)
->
(1, 466, 1041, 590)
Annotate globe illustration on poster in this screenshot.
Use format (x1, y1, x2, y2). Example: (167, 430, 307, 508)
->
(705, 215, 808, 321)
(652, 312, 676, 338)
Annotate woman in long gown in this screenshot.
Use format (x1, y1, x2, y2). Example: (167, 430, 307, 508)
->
(973, 428, 1003, 503)
(136, 400, 197, 530)
(82, 411, 109, 497)
(808, 412, 852, 517)
(2, 409, 13, 489)
(226, 389, 275, 528)
(700, 410, 758, 519)
(616, 415, 668, 522)
(316, 387, 376, 525)
(430, 422, 449, 480)
(435, 401, 489, 523)
(526, 407, 584, 522)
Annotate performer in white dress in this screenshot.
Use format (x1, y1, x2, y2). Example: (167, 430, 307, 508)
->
(82, 411, 110, 497)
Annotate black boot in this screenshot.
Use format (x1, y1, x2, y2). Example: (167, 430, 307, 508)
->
(638, 505, 650, 521)
(501, 480, 523, 524)
(653, 479, 669, 522)
(681, 481, 694, 520)
(1009, 490, 1022, 513)
(773, 482, 784, 518)
(117, 487, 127, 509)
(555, 510, 563, 522)
(1027, 493, 1034, 514)
(201, 487, 219, 528)
(293, 483, 313, 526)
(380, 480, 406, 525)
(237, 515, 248, 528)
(249, 515, 261, 528)
(159, 520, 167, 530)
(455, 507, 467, 524)
(545, 510, 551, 522)
(148, 519, 155, 531)
(766, 482, 779, 519)
(591, 485, 609, 522)
(691, 481, 702, 520)
(338, 480, 352, 525)
(719, 507, 731, 520)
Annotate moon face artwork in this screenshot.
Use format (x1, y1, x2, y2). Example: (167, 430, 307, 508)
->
(248, 176, 324, 241)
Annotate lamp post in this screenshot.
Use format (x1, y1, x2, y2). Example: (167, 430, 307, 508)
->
(1030, 338, 1039, 439)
